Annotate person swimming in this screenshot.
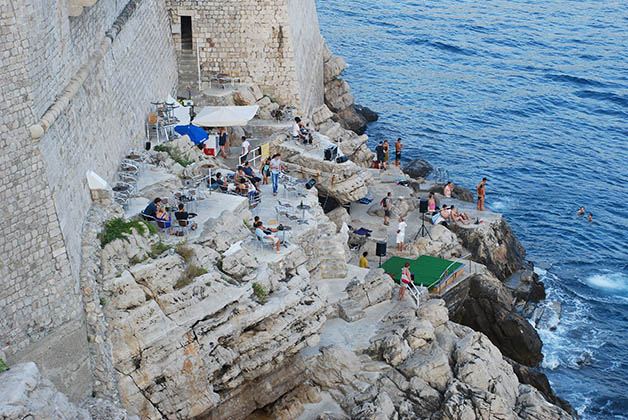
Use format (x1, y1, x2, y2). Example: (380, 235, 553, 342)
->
(578, 206, 585, 215)
(588, 213, 593, 222)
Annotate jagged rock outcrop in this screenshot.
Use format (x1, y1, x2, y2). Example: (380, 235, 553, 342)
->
(451, 216, 526, 281)
(97, 230, 327, 419)
(410, 224, 465, 260)
(312, 104, 374, 168)
(322, 44, 367, 134)
(506, 357, 575, 416)
(402, 158, 434, 179)
(353, 104, 378, 122)
(81, 398, 140, 420)
(344, 269, 395, 309)
(0, 362, 91, 420)
(270, 132, 371, 203)
(307, 298, 571, 420)
(326, 206, 352, 232)
(450, 272, 543, 367)
(0, 362, 139, 420)
(506, 268, 546, 304)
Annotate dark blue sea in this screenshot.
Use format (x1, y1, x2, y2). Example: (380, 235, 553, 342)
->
(316, 0, 628, 418)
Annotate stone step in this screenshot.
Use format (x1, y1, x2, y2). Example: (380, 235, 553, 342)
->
(338, 299, 366, 322)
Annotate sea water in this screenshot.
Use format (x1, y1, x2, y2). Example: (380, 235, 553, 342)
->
(316, 0, 628, 418)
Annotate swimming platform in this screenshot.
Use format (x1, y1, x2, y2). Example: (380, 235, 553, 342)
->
(381, 255, 464, 294)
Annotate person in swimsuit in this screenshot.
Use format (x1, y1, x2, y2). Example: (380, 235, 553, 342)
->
(428, 192, 437, 213)
(450, 205, 471, 226)
(476, 177, 487, 211)
(395, 138, 403, 167)
(577, 206, 585, 215)
(398, 262, 411, 301)
(443, 181, 453, 198)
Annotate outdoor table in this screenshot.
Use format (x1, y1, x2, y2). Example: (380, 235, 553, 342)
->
(296, 204, 311, 224)
(278, 225, 292, 246)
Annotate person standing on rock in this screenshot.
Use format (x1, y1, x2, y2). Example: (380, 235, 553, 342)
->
(476, 177, 487, 211)
(382, 192, 392, 225)
(241, 136, 251, 163)
(383, 140, 390, 165)
(218, 127, 228, 158)
(398, 262, 411, 301)
(375, 141, 386, 170)
(269, 153, 284, 196)
(395, 138, 403, 167)
(396, 217, 407, 251)
(444, 181, 453, 198)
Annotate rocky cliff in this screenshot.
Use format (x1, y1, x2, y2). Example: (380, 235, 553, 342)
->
(95, 210, 337, 419)
(0, 362, 137, 420)
(302, 298, 572, 420)
(451, 217, 526, 282)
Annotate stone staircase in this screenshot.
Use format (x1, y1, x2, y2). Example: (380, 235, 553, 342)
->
(177, 49, 199, 99)
(317, 235, 348, 279)
(338, 299, 366, 322)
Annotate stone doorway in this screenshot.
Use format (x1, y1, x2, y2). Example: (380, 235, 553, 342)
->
(181, 16, 192, 51)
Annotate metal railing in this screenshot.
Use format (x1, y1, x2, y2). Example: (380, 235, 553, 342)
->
(239, 143, 267, 170)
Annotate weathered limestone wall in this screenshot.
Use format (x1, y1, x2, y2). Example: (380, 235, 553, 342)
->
(0, 0, 90, 403)
(37, 0, 177, 284)
(167, 0, 324, 114)
(0, 0, 177, 402)
(286, 0, 325, 115)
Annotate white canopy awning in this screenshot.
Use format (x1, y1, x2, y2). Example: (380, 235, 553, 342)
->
(192, 105, 259, 127)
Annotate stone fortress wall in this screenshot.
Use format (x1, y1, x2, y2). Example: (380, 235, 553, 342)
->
(1, 0, 330, 403)
(0, 0, 177, 402)
(166, 0, 325, 115)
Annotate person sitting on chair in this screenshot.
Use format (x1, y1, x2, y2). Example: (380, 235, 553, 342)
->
(143, 197, 161, 219)
(293, 117, 313, 144)
(253, 216, 277, 234)
(155, 201, 173, 234)
(235, 167, 250, 194)
(243, 161, 261, 188)
(254, 221, 280, 252)
(175, 203, 197, 231)
(211, 172, 227, 191)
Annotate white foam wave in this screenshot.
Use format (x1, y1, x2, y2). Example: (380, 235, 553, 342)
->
(585, 272, 628, 293)
(487, 196, 519, 212)
(542, 354, 560, 370)
(533, 266, 547, 276)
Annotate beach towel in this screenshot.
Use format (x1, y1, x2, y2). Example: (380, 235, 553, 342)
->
(353, 227, 373, 236)
(358, 197, 372, 204)
(431, 213, 444, 225)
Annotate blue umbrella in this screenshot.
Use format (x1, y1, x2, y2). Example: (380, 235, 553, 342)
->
(174, 124, 209, 145)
